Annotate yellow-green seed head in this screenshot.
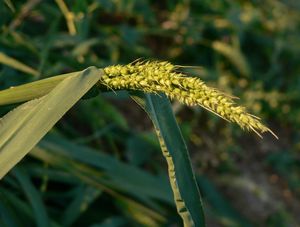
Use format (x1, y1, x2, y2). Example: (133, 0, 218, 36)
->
(99, 60, 277, 139)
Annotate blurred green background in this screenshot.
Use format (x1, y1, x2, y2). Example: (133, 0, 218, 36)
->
(0, 0, 299, 226)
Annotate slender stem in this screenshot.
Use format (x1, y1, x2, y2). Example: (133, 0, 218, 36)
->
(55, 0, 76, 35)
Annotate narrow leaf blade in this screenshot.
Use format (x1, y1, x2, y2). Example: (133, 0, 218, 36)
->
(13, 168, 50, 227)
(0, 52, 39, 76)
(132, 92, 206, 227)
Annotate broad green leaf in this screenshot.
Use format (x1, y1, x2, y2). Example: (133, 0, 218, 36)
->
(12, 168, 50, 227)
(132, 92, 205, 227)
(0, 52, 39, 76)
(0, 67, 102, 179)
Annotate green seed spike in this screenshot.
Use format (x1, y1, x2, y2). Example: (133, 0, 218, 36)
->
(100, 60, 278, 139)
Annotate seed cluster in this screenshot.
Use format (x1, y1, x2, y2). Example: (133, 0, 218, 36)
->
(100, 60, 277, 138)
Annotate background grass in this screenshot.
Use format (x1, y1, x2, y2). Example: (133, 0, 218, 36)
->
(0, 0, 300, 226)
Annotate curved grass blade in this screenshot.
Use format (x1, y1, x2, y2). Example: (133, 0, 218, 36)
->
(38, 135, 172, 204)
(131, 92, 205, 227)
(61, 186, 102, 226)
(0, 195, 20, 227)
(0, 188, 36, 226)
(0, 187, 61, 227)
(30, 146, 167, 226)
(4, 0, 15, 12)
(12, 167, 50, 227)
(0, 67, 102, 179)
(0, 52, 39, 77)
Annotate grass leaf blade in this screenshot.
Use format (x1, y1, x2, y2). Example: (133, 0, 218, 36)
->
(0, 67, 103, 179)
(0, 52, 39, 76)
(132, 92, 206, 227)
(0, 72, 75, 106)
(13, 168, 50, 227)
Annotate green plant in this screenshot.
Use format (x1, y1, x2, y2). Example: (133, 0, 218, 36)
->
(0, 59, 276, 227)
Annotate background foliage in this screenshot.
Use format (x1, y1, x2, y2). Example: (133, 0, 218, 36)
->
(0, 0, 300, 226)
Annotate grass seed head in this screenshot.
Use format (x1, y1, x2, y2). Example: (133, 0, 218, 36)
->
(100, 60, 277, 139)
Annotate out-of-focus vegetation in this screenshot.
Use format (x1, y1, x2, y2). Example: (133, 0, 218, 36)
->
(0, 0, 299, 226)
